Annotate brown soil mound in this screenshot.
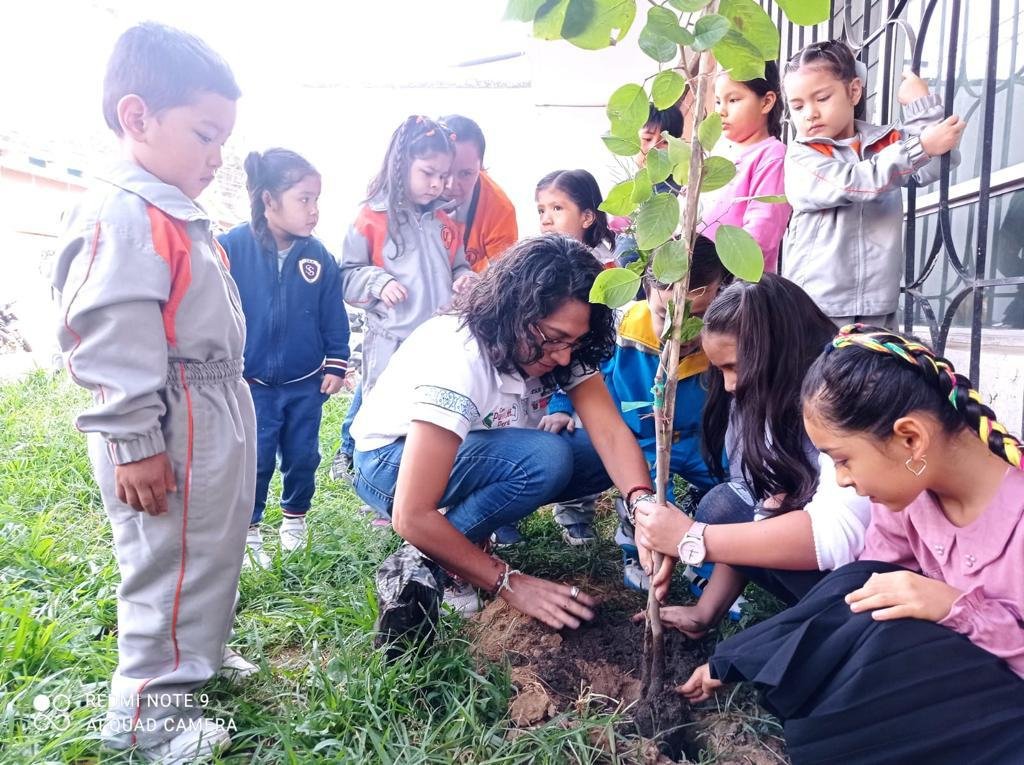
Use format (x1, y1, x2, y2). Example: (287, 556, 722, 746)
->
(470, 583, 786, 763)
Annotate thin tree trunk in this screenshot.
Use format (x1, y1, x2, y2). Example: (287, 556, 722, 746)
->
(642, 48, 711, 702)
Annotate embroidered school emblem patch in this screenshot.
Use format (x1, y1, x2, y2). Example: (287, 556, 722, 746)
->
(298, 258, 321, 284)
(440, 224, 455, 252)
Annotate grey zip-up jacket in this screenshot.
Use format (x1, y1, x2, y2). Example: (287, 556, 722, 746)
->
(341, 196, 474, 391)
(53, 160, 250, 464)
(783, 94, 959, 317)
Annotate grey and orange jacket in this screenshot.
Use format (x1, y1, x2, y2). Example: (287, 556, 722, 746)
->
(219, 223, 349, 386)
(340, 195, 474, 388)
(783, 94, 959, 317)
(53, 160, 249, 465)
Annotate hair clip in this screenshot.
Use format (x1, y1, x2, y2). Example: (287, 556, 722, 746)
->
(415, 115, 425, 124)
(450, 132, 457, 141)
(424, 129, 435, 136)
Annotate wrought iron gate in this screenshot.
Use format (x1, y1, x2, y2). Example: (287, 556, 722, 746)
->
(761, 0, 1024, 428)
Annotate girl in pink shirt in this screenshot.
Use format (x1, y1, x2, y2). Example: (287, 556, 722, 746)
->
(679, 325, 1024, 764)
(700, 62, 791, 272)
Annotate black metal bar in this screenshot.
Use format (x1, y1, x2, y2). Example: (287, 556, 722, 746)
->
(970, 0, 1001, 384)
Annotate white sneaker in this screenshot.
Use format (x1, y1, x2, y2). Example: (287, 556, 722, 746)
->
(443, 580, 482, 616)
(279, 516, 307, 552)
(135, 717, 231, 764)
(218, 646, 258, 684)
(243, 526, 271, 569)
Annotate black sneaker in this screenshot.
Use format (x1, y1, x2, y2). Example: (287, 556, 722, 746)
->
(561, 522, 597, 546)
(329, 448, 354, 482)
(374, 544, 445, 661)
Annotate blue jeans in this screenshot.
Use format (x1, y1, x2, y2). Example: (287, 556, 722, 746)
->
(353, 427, 611, 543)
(339, 383, 363, 456)
(250, 376, 327, 524)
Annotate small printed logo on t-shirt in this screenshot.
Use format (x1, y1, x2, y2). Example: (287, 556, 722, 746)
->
(483, 404, 520, 429)
(298, 258, 322, 284)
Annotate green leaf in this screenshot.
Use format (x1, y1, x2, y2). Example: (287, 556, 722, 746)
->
(667, 0, 712, 12)
(651, 70, 687, 110)
(665, 134, 692, 167)
(645, 148, 672, 184)
(533, 0, 570, 39)
(775, 0, 830, 25)
(620, 400, 653, 413)
(646, 6, 695, 45)
(625, 255, 648, 275)
(700, 156, 737, 192)
(697, 112, 723, 152)
(692, 14, 731, 51)
(712, 30, 766, 81)
(599, 179, 637, 216)
(716, 224, 765, 282)
(753, 194, 788, 204)
(635, 193, 680, 250)
(678, 316, 704, 343)
(504, 0, 548, 21)
(602, 132, 641, 156)
(638, 25, 678, 63)
(672, 163, 692, 186)
(590, 267, 642, 308)
(632, 168, 653, 205)
(652, 238, 689, 284)
(718, 0, 780, 59)
(607, 83, 650, 138)
(564, 0, 637, 50)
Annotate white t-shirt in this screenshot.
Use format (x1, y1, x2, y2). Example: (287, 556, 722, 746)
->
(351, 314, 597, 451)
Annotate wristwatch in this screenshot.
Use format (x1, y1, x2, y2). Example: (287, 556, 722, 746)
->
(677, 522, 708, 567)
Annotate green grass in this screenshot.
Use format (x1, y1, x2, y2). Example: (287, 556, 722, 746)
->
(0, 372, 782, 764)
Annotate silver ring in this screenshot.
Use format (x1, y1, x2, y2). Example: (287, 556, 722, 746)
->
(569, 586, 580, 601)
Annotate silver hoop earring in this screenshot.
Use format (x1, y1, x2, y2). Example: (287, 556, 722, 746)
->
(905, 456, 927, 477)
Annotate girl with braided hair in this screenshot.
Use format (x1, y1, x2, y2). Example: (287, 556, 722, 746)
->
(334, 116, 477, 486)
(680, 325, 1024, 764)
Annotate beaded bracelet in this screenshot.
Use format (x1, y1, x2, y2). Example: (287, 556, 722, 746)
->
(625, 485, 655, 506)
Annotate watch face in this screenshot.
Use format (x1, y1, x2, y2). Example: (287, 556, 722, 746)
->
(680, 540, 704, 566)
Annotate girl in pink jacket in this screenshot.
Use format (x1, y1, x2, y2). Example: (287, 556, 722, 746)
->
(701, 62, 790, 273)
(681, 325, 1024, 764)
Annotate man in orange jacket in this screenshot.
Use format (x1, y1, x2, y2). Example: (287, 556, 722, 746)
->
(440, 115, 518, 274)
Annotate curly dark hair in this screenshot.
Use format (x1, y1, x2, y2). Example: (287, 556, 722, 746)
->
(456, 234, 616, 387)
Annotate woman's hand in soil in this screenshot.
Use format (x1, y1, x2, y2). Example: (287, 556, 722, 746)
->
(845, 570, 961, 622)
(633, 605, 711, 640)
(634, 499, 693, 558)
(501, 574, 597, 630)
(677, 663, 723, 704)
(115, 452, 176, 516)
(537, 412, 574, 434)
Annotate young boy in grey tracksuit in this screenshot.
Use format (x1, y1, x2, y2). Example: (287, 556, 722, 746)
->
(53, 23, 254, 764)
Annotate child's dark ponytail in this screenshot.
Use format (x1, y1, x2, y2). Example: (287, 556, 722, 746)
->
(243, 148, 318, 249)
(740, 61, 783, 139)
(785, 39, 866, 121)
(365, 115, 457, 257)
(802, 326, 1024, 469)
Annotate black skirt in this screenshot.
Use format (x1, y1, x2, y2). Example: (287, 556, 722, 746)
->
(710, 560, 1024, 765)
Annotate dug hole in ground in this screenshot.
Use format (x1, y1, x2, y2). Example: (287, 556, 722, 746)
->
(468, 557, 788, 764)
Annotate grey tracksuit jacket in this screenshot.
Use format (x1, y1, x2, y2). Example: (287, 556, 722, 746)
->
(783, 94, 959, 317)
(340, 196, 474, 393)
(53, 160, 256, 749)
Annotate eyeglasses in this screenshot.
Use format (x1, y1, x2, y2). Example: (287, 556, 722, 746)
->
(535, 324, 585, 353)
